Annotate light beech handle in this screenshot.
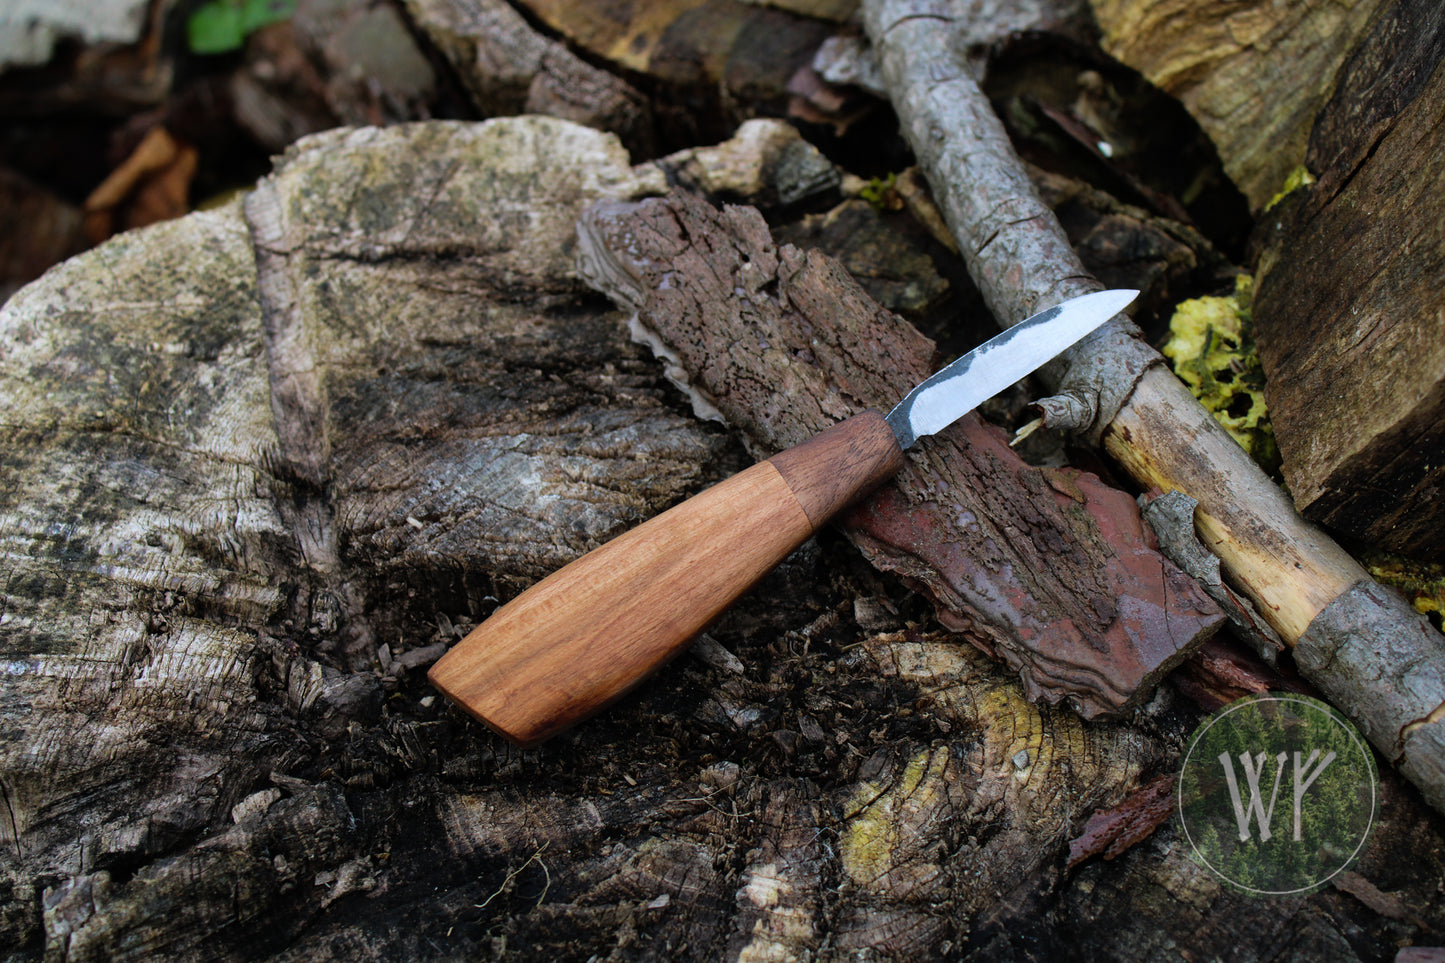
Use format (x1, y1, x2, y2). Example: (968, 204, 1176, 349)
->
(427, 411, 905, 746)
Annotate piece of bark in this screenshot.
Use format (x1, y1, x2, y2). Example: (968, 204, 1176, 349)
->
(578, 189, 1223, 719)
(646, 117, 842, 211)
(772, 198, 950, 317)
(860, 0, 1445, 816)
(1253, 1, 1445, 560)
(1171, 636, 1314, 712)
(1088, 0, 1386, 211)
(404, 0, 656, 158)
(1066, 772, 1174, 869)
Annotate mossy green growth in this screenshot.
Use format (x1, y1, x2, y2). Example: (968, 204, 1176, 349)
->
(1162, 275, 1280, 473)
(858, 172, 901, 212)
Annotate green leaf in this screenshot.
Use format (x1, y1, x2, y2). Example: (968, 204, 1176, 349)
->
(187, 0, 298, 55)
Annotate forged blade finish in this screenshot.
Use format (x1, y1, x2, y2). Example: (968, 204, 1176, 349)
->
(884, 289, 1136, 449)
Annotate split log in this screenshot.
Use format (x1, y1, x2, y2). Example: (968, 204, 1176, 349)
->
(1252, 0, 1445, 561)
(859, 0, 1445, 814)
(1, 114, 1442, 960)
(1088, 0, 1387, 211)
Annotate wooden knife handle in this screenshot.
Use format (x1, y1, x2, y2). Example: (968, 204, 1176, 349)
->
(427, 410, 905, 746)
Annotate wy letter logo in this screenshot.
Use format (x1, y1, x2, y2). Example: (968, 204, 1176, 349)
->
(1178, 695, 1375, 894)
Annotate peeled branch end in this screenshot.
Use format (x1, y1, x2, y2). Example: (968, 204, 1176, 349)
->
(1030, 387, 1099, 433)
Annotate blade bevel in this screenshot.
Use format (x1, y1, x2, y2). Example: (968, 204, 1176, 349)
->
(884, 289, 1137, 449)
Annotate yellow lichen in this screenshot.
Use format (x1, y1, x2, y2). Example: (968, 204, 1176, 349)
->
(1364, 551, 1445, 629)
(1265, 165, 1317, 211)
(1162, 275, 1280, 473)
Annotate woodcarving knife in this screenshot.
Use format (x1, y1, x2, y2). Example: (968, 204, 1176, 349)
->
(429, 288, 1138, 746)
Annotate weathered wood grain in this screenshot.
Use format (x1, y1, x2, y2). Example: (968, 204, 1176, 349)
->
(1253, 1, 1445, 560)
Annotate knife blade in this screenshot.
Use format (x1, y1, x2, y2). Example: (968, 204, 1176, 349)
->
(428, 288, 1138, 746)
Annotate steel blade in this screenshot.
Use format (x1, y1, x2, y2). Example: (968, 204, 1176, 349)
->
(885, 289, 1136, 449)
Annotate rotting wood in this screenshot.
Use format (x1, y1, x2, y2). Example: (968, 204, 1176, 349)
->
(577, 189, 1224, 720)
(860, 0, 1445, 815)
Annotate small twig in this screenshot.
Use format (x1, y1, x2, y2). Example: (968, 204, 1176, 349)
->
(1009, 416, 1044, 448)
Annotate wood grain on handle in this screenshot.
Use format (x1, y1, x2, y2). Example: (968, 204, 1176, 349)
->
(428, 411, 905, 746)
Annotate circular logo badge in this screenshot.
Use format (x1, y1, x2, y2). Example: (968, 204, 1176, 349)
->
(1177, 693, 1376, 895)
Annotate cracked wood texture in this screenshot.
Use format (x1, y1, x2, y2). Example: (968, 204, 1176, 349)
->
(578, 189, 1222, 719)
(2, 117, 1443, 962)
